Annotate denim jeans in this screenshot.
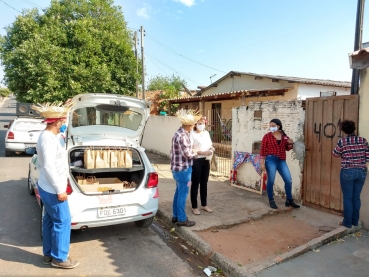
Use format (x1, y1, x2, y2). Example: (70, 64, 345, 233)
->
(37, 184, 71, 262)
(172, 167, 192, 222)
(191, 158, 210, 208)
(265, 155, 293, 200)
(340, 168, 367, 228)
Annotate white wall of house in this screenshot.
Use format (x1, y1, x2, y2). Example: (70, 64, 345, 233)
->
(359, 68, 369, 230)
(202, 75, 295, 96)
(201, 74, 350, 104)
(142, 116, 181, 157)
(298, 84, 350, 99)
(232, 100, 305, 200)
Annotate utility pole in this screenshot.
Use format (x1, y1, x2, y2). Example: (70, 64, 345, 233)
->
(140, 26, 145, 100)
(351, 0, 365, 95)
(134, 31, 139, 98)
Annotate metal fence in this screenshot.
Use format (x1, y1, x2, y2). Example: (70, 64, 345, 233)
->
(205, 108, 232, 177)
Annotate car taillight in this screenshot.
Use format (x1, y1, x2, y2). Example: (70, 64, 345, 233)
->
(146, 172, 158, 188)
(7, 131, 14, 140)
(66, 179, 73, 195)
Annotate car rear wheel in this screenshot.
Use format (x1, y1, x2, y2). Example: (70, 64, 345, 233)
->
(28, 170, 35, 195)
(135, 216, 154, 228)
(5, 149, 12, 157)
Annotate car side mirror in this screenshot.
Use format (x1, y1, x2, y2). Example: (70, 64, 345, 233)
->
(4, 125, 8, 128)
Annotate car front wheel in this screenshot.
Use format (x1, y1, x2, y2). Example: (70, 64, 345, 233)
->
(135, 216, 154, 228)
(28, 170, 35, 195)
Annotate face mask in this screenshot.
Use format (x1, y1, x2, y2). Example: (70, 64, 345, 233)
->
(197, 124, 205, 131)
(270, 126, 278, 133)
(59, 124, 67, 133)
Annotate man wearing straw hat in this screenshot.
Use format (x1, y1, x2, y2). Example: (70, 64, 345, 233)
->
(32, 102, 79, 269)
(171, 109, 201, 227)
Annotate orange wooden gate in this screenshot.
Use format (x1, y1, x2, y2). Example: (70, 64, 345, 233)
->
(303, 95, 359, 214)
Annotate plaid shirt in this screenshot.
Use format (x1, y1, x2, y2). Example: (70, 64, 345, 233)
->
(170, 127, 195, 171)
(333, 134, 369, 169)
(260, 132, 293, 160)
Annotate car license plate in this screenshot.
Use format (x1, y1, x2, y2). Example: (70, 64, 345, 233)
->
(98, 207, 125, 218)
(25, 144, 36, 148)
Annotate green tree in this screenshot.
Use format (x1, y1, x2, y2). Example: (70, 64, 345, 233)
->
(0, 0, 140, 103)
(147, 75, 186, 113)
(0, 87, 11, 97)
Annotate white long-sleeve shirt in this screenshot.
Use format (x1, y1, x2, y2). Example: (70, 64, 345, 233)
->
(190, 130, 213, 158)
(36, 130, 68, 194)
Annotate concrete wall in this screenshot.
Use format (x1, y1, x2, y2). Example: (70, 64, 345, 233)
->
(359, 68, 369, 230)
(142, 116, 181, 157)
(232, 100, 305, 200)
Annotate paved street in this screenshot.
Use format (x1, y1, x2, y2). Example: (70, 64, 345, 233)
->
(0, 98, 197, 276)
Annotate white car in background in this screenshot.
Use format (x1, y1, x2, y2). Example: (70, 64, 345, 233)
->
(28, 93, 159, 235)
(4, 117, 46, 156)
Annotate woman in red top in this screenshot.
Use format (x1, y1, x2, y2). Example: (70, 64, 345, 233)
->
(260, 119, 300, 209)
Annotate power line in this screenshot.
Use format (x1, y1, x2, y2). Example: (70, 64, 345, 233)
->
(145, 32, 227, 74)
(0, 0, 22, 13)
(16, 0, 43, 9)
(145, 50, 199, 85)
(145, 55, 170, 76)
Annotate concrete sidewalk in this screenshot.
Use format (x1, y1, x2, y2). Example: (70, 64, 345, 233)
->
(147, 151, 363, 277)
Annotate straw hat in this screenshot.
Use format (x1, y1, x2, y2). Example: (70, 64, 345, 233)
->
(176, 109, 201, 126)
(31, 102, 71, 121)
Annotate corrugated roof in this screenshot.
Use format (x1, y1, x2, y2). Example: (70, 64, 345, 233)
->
(167, 88, 287, 101)
(197, 71, 351, 95)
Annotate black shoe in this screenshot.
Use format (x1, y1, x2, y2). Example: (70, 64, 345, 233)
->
(171, 217, 178, 223)
(177, 219, 196, 227)
(285, 199, 300, 208)
(43, 256, 52, 265)
(269, 199, 278, 209)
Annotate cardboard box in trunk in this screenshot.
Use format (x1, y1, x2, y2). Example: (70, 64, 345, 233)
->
(79, 177, 127, 192)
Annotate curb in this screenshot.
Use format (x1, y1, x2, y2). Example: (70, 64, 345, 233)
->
(156, 208, 362, 277)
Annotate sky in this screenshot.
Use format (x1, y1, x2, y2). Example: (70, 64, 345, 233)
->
(0, 0, 368, 90)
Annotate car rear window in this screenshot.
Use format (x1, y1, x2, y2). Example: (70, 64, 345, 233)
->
(13, 121, 46, 132)
(72, 107, 143, 131)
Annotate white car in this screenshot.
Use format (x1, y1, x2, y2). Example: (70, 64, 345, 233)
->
(28, 93, 159, 234)
(4, 117, 46, 156)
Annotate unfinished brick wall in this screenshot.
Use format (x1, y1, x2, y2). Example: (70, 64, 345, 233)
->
(232, 100, 305, 200)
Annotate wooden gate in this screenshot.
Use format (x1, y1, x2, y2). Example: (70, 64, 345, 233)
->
(303, 95, 359, 214)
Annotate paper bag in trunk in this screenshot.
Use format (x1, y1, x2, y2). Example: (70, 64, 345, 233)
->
(84, 148, 96, 169)
(125, 150, 132, 168)
(95, 149, 110, 169)
(110, 150, 119, 168)
(117, 150, 126, 168)
(84, 176, 99, 185)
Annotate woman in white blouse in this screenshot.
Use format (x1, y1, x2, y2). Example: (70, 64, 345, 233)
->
(190, 117, 215, 215)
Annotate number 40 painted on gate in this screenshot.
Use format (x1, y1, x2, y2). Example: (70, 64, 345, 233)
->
(313, 119, 342, 142)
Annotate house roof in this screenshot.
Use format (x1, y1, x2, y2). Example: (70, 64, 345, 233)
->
(196, 71, 351, 95)
(167, 88, 288, 103)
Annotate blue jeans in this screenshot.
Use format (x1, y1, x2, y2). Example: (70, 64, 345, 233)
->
(172, 167, 192, 222)
(340, 168, 367, 228)
(37, 184, 71, 262)
(265, 155, 293, 200)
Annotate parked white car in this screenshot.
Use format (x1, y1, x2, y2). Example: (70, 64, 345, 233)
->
(4, 117, 46, 156)
(28, 93, 159, 234)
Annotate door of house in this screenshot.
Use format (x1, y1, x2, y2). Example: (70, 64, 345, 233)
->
(210, 103, 222, 143)
(303, 95, 359, 214)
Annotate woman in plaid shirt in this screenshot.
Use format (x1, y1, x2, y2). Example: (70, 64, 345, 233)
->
(260, 119, 300, 209)
(333, 120, 369, 228)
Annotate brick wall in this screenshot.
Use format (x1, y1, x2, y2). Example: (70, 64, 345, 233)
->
(232, 100, 305, 200)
